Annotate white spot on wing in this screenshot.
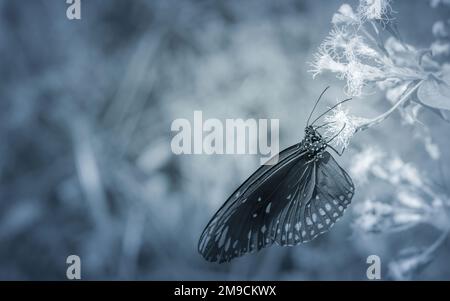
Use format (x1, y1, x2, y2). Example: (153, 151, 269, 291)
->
(261, 225, 267, 233)
(265, 203, 272, 213)
(225, 238, 231, 251)
(218, 226, 229, 248)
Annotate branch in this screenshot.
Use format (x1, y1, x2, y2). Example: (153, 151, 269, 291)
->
(356, 80, 424, 132)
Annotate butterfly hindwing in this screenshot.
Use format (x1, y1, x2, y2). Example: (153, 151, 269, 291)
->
(295, 151, 355, 243)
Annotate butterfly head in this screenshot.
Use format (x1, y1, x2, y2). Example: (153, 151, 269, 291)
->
(302, 125, 327, 160)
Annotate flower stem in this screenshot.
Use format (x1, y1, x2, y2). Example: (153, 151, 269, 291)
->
(356, 80, 424, 132)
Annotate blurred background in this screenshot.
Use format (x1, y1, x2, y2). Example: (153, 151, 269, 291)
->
(1, 0, 450, 280)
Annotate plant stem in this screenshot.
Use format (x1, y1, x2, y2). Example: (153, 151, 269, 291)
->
(356, 80, 424, 132)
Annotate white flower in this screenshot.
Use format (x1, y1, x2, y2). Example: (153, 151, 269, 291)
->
(310, 26, 385, 96)
(348, 36, 381, 60)
(432, 21, 448, 38)
(322, 104, 367, 148)
(344, 60, 384, 96)
(357, 0, 392, 23)
(322, 28, 350, 60)
(321, 28, 381, 62)
(424, 136, 441, 160)
(353, 195, 430, 233)
(353, 199, 393, 233)
(309, 49, 347, 78)
(350, 147, 384, 182)
(383, 156, 426, 187)
(350, 149, 447, 234)
(332, 4, 359, 26)
(431, 41, 450, 57)
(397, 190, 426, 210)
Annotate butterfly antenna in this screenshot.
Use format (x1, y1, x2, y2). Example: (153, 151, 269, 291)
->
(314, 121, 336, 130)
(306, 86, 330, 126)
(311, 98, 352, 126)
(326, 123, 347, 144)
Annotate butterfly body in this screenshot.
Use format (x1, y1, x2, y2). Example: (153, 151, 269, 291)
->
(198, 92, 355, 263)
(301, 125, 327, 161)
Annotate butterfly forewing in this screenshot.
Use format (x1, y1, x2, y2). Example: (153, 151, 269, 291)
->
(198, 144, 304, 262)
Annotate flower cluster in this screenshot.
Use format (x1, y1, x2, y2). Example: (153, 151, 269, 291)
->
(310, 0, 450, 280)
(349, 147, 450, 279)
(351, 148, 446, 233)
(357, 0, 393, 23)
(311, 0, 447, 169)
(310, 27, 386, 96)
(309, 0, 427, 97)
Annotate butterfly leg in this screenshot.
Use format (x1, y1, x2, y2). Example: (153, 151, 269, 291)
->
(328, 145, 346, 156)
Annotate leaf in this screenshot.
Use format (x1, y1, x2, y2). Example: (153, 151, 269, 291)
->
(417, 101, 450, 123)
(417, 70, 450, 111)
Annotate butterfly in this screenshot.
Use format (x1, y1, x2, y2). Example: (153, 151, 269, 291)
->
(198, 87, 355, 263)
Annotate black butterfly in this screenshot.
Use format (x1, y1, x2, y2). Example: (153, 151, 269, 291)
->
(198, 88, 355, 263)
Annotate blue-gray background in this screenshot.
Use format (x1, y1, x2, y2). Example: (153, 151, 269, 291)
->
(1, 0, 449, 280)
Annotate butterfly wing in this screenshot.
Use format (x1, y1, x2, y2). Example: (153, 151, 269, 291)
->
(199, 144, 313, 262)
(284, 151, 354, 244)
(198, 147, 354, 263)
